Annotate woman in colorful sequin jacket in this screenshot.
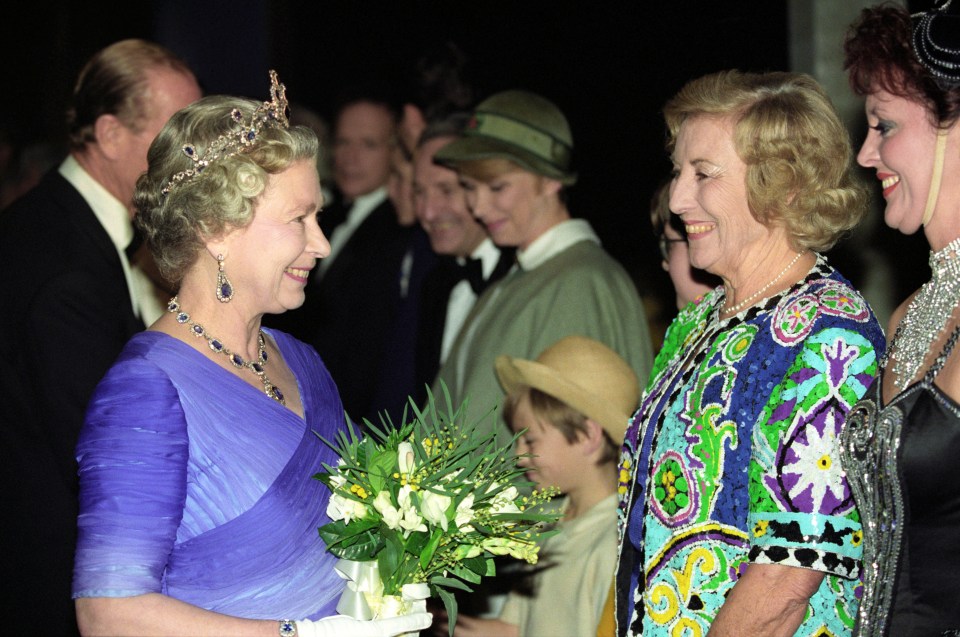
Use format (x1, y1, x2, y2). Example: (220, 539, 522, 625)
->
(613, 70, 885, 637)
(840, 3, 960, 636)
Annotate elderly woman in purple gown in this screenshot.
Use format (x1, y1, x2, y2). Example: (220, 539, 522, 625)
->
(71, 73, 431, 637)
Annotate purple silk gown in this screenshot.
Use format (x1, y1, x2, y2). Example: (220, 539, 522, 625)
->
(73, 329, 346, 619)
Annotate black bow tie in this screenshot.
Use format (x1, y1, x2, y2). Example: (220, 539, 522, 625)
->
(456, 258, 486, 295)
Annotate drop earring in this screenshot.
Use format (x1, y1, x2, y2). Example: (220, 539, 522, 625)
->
(216, 254, 234, 302)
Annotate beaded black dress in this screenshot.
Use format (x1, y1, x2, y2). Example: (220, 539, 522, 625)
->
(841, 328, 960, 637)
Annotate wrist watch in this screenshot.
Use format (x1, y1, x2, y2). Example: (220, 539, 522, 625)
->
(279, 619, 298, 637)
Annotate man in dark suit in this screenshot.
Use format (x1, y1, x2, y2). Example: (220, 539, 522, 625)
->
(411, 115, 514, 399)
(0, 40, 200, 635)
(270, 89, 412, 423)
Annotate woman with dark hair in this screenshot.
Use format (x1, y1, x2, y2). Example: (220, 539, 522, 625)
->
(840, 3, 960, 635)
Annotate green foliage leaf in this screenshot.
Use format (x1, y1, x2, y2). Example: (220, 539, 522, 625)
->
(477, 556, 496, 577)
(435, 585, 458, 637)
(404, 527, 430, 557)
(317, 517, 377, 547)
(430, 575, 473, 592)
(419, 527, 443, 570)
(377, 532, 405, 594)
(367, 446, 397, 493)
(379, 531, 403, 571)
(328, 532, 383, 561)
(450, 561, 484, 584)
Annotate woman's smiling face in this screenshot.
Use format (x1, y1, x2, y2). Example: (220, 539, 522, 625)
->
(460, 168, 561, 250)
(213, 160, 328, 315)
(856, 89, 941, 236)
(668, 115, 772, 283)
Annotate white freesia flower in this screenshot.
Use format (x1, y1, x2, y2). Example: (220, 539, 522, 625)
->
(327, 492, 368, 524)
(481, 537, 539, 563)
(454, 494, 476, 532)
(397, 441, 416, 475)
(441, 468, 464, 483)
(489, 486, 521, 516)
(376, 486, 427, 536)
(453, 543, 483, 560)
(420, 490, 453, 530)
(397, 486, 427, 535)
(328, 459, 348, 489)
(374, 491, 402, 529)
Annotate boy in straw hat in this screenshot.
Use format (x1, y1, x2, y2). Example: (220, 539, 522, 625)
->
(444, 335, 639, 637)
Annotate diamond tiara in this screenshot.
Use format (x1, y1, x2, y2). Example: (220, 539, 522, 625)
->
(160, 70, 290, 196)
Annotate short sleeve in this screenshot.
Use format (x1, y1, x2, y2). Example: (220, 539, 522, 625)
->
(72, 355, 189, 598)
(498, 591, 523, 626)
(746, 326, 877, 579)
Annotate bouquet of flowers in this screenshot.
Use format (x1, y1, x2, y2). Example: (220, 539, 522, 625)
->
(314, 386, 559, 635)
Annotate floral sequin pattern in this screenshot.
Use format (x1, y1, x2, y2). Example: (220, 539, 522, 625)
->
(774, 279, 871, 346)
(617, 260, 885, 637)
(650, 451, 695, 521)
(756, 329, 876, 517)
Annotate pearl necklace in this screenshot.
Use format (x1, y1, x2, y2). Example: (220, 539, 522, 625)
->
(723, 251, 807, 315)
(886, 236, 960, 392)
(167, 297, 286, 405)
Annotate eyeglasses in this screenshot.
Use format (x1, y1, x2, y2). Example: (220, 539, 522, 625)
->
(658, 236, 687, 261)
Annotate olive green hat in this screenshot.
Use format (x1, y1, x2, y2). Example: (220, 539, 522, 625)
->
(434, 89, 577, 184)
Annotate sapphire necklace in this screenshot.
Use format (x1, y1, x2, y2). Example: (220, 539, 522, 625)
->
(167, 297, 286, 405)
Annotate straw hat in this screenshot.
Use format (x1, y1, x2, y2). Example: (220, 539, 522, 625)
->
(495, 335, 639, 444)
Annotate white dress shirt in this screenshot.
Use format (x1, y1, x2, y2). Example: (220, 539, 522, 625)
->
(440, 238, 503, 364)
(516, 217, 600, 271)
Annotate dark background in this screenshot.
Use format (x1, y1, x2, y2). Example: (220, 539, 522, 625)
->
(1, 1, 936, 321)
(0, 2, 792, 299)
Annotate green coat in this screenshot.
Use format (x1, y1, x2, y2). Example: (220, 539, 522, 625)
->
(433, 239, 653, 449)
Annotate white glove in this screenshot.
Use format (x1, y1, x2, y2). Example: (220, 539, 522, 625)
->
(294, 612, 433, 637)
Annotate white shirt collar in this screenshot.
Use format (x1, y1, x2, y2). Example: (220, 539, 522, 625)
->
(345, 187, 388, 224)
(320, 187, 389, 275)
(59, 154, 132, 250)
(516, 218, 600, 271)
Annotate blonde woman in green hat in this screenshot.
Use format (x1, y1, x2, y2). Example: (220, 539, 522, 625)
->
(430, 90, 653, 450)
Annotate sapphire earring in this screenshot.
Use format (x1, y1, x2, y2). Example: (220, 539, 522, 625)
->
(216, 254, 234, 302)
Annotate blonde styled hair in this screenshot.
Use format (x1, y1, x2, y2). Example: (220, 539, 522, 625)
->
(664, 70, 868, 252)
(134, 95, 319, 283)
